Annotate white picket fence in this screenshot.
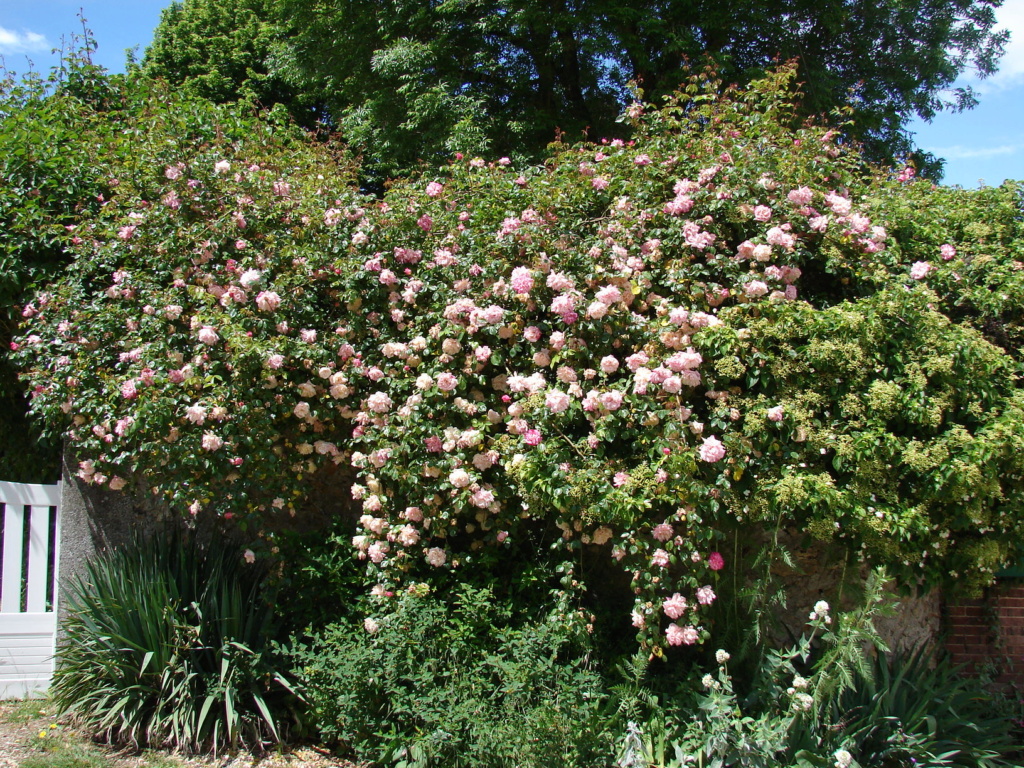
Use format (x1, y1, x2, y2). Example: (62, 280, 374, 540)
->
(0, 481, 61, 699)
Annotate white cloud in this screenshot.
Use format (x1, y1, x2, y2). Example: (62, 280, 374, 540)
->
(0, 26, 49, 55)
(923, 143, 1023, 160)
(969, 0, 1024, 91)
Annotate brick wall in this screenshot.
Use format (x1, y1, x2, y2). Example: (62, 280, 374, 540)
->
(946, 582, 1024, 683)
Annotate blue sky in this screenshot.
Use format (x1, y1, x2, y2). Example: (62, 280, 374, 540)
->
(1, 0, 1023, 188)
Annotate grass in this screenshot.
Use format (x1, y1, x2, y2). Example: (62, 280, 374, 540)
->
(1, 699, 179, 768)
(1, 697, 351, 767)
(20, 736, 110, 768)
(2, 697, 55, 724)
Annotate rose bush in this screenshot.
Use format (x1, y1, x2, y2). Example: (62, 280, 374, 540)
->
(15, 63, 1024, 650)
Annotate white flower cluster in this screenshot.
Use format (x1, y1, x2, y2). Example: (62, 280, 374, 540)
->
(809, 599, 832, 624)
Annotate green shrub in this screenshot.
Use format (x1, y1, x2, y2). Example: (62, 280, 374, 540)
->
(52, 529, 301, 753)
(292, 585, 612, 767)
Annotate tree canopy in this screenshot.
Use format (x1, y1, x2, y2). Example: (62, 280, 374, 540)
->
(142, 0, 311, 120)
(144, 0, 1009, 182)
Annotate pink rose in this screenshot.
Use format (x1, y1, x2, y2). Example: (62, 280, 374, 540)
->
(367, 391, 393, 413)
(698, 436, 726, 463)
(666, 623, 699, 646)
(696, 585, 716, 605)
(787, 186, 813, 205)
(545, 390, 571, 413)
(256, 291, 281, 311)
(599, 390, 624, 411)
(744, 280, 768, 298)
(197, 326, 219, 346)
(510, 267, 534, 295)
(910, 261, 932, 280)
(426, 547, 447, 567)
(663, 594, 688, 620)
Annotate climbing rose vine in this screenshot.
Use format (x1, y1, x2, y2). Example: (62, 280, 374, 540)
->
(16, 65, 1024, 649)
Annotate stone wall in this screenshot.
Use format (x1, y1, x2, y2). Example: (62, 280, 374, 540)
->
(56, 452, 173, 636)
(772, 537, 942, 654)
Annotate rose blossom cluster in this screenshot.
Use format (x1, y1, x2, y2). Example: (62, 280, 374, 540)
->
(19, 77, 970, 655)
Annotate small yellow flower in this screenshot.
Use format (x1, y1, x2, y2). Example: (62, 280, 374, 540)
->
(37, 730, 47, 739)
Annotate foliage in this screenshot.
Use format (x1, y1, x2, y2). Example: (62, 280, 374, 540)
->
(640, 573, 886, 767)
(15, 61, 1024, 651)
(51, 529, 301, 753)
(142, 0, 314, 123)
(622, 581, 1017, 768)
(145, 0, 1007, 180)
(291, 585, 612, 767)
(0, 45, 118, 481)
(830, 646, 1018, 768)
(865, 178, 1024, 358)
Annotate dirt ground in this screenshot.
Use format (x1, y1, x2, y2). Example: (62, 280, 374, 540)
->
(0, 700, 356, 768)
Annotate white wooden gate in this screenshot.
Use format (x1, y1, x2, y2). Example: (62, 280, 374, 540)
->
(0, 481, 60, 698)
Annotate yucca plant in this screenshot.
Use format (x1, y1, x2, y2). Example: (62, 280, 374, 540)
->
(52, 528, 301, 753)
